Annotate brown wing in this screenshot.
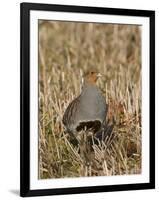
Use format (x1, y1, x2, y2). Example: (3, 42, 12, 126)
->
(62, 96, 80, 129)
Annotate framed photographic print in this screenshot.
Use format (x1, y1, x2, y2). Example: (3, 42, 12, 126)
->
(20, 2, 155, 197)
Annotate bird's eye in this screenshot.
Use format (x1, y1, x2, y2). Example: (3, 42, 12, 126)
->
(91, 71, 94, 74)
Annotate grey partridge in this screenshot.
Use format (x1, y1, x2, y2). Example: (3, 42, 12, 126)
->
(63, 70, 108, 138)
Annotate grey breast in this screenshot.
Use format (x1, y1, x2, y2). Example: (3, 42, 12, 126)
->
(77, 85, 106, 122)
(63, 84, 107, 133)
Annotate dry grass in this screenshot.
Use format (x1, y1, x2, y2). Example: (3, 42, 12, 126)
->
(38, 20, 141, 179)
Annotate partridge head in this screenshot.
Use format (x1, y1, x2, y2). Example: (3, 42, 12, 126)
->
(83, 70, 102, 85)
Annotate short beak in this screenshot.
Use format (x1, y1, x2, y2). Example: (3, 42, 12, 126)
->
(97, 73, 102, 78)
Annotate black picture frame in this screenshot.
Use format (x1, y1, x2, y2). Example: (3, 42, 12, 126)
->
(20, 2, 155, 197)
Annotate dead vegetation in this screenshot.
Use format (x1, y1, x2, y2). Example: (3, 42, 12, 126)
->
(38, 21, 141, 179)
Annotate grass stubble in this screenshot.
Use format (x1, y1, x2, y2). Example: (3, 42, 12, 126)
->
(38, 21, 141, 179)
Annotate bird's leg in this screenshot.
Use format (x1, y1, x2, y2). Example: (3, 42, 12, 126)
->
(78, 128, 95, 177)
(77, 130, 86, 176)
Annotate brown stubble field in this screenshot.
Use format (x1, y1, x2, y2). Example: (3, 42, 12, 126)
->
(38, 20, 141, 179)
